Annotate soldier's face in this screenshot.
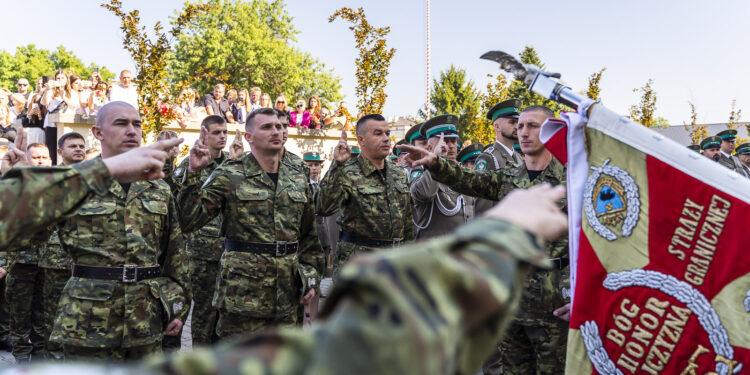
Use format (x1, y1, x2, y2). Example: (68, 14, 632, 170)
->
(278, 116, 289, 144)
(93, 105, 142, 157)
(517, 111, 548, 156)
(245, 113, 283, 152)
(58, 138, 86, 165)
(357, 119, 391, 160)
(720, 140, 735, 154)
(739, 154, 750, 166)
(205, 122, 228, 151)
(703, 147, 721, 161)
(27, 146, 51, 166)
(305, 160, 322, 181)
(495, 117, 518, 141)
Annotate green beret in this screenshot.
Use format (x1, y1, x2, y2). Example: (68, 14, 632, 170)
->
(457, 143, 483, 164)
(716, 129, 737, 141)
(487, 99, 521, 121)
(700, 136, 722, 150)
(420, 114, 459, 139)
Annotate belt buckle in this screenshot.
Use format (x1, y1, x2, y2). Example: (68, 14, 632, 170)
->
(276, 241, 288, 257)
(122, 264, 138, 283)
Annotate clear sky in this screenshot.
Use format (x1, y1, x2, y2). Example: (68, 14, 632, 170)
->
(2, 0, 750, 125)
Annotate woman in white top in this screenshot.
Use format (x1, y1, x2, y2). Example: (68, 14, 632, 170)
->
(68, 74, 86, 115)
(260, 93, 272, 108)
(40, 69, 75, 164)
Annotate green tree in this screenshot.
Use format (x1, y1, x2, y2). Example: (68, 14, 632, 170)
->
(507, 46, 570, 113)
(629, 79, 667, 128)
(329, 7, 395, 115)
(726, 99, 743, 130)
(0, 45, 114, 89)
(171, 0, 341, 105)
(683, 101, 707, 145)
(420, 65, 481, 141)
(465, 69, 512, 145)
(586, 67, 606, 101)
(102, 0, 209, 139)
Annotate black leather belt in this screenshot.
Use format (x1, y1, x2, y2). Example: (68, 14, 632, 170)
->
(72, 264, 160, 283)
(225, 239, 298, 257)
(340, 231, 404, 248)
(550, 257, 569, 270)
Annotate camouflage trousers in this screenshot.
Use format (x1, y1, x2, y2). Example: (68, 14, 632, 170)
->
(0, 273, 9, 343)
(5, 262, 46, 361)
(42, 268, 70, 360)
(189, 258, 220, 346)
(63, 341, 161, 361)
(496, 318, 568, 375)
(161, 329, 182, 352)
(215, 310, 297, 340)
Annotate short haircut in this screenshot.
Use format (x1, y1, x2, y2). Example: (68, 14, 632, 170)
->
(58, 132, 85, 148)
(522, 105, 554, 119)
(245, 107, 278, 132)
(156, 130, 177, 141)
(27, 143, 48, 152)
(120, 69, 131, 76)
(251, 87, 261, 94)
(355, 114, 386, 136)
(95, 101, 137, 127)
(201, 115, 226, 130)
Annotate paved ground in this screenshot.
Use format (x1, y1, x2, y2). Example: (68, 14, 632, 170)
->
(0, 302, 195, 367)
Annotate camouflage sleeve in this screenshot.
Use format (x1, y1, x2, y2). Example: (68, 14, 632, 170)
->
(404, 190, 415, 241)
(176, 167, 230, 233)
(297, 182, 325, 294)
(161, 157, 178, 195)
(316, 160, 348, 216)
(409, 169, 439, 203)
(430, 156, 506, 201)
(0, 158, 112, 248)
(155, 218, 549, 374)
(161, 193, 191, 322)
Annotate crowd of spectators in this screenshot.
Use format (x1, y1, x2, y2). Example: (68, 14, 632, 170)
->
(1, 68, 352, 163)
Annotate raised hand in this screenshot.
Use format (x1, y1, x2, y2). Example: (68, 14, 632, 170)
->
(396, 143, 438, 168)
(229, 129, 244, 159)
(333, 129, 352, 162)
(188, 127, 211, 172)
(1, 127, 28, 174)
(433, 134, 448, 157)
(103, 137, 185, 183)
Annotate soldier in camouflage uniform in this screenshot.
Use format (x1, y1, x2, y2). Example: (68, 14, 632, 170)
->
(5, 143, 52, 362)
(411, 115, 475, 240)
(400, 105, 571, 375)
(716, 129, 749, 177)
(177, 108, 324, 339)
(317, 114, 414, 274)
(172, 116, 229, 346)
(474, 99, 524, 217)
(47, 102, 190, 360)
(156, 130, 181, 192)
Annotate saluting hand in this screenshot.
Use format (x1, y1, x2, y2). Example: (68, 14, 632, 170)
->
(433, 134, 448, 157)
(229, 129, 244, 159)
(104, 137, 185, 183)
(397, 143, 438, 168)
(188, 127, 211, 172)
(333, 129, 352, 162)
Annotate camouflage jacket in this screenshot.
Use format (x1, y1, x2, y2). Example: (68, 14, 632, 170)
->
(173, 152, 229, 261)
(154, 218, 551, 375)
(431, 156, 570, 323)
(161, 157, 178, 193)
(719, 153, 749, 177)
(0, 158, 113, 249)
(177, 152, 324, 319)
(39, 229, 71, 270)
(4, 225, 51, 265)
(50, 170, 190, 348)
(411, 168, 474, 240)
(474, 141, 523, 215)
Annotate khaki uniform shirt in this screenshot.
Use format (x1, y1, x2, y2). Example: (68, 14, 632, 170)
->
(411, 168, 474, 240)
(473, 141, 523, 215)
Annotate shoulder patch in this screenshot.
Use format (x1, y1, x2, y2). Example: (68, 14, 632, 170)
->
(475, 159, 488, 171)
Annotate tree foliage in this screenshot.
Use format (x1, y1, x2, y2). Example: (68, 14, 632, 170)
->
(507, 46, 570, 113)
(726, 99, 743, 130)
(0, 45, 114, 89)
(629, 79, 667, 128)
(683, 101, 707, 145)
(171, 0, 341, 105)
(329, 7, 395, 115)
(586, 67, 606, 101)
(421, 65, 481, 142)
(102, 0, 209, 139)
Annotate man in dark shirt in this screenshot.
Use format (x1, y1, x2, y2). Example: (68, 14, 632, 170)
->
(204, 84, 233, 122)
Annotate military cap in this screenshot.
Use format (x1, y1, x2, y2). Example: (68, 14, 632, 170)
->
(303, 151, 323, 162)
(716, 129, 737, 142)
(687, 144, 701, 153)
(457, 143, 483, 164)
(419, 114, 459, 139)
(700, 136, 722, 150)
(736, 142, 750, 155)
(487, 99, 522, 121)
(350, 145, 361, 155)
(405, 123, 426, 145)
(393, 139, 408, 156)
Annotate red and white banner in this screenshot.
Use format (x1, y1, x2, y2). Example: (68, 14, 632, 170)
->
(542, 103, 750, 374)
